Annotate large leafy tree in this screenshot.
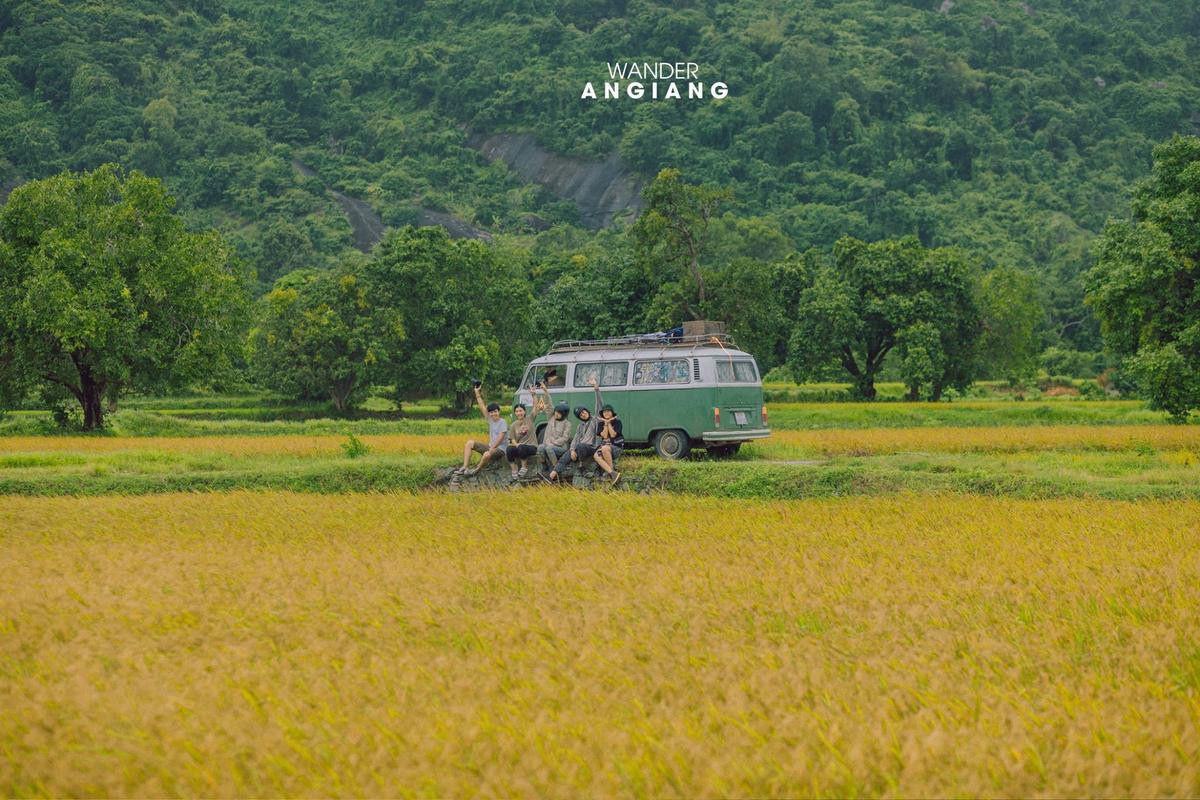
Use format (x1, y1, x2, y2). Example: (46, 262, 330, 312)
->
(787, 236, 981, 400)
(246, 265, 404, 412)
(977, 265, 1044, 385)
(632, 168, 732, 321)
(0, 165, 248, 429)
(1086, 135, 1200, 420)
(365, 226, 534, 405)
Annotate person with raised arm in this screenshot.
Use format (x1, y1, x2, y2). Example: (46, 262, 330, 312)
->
(593, 401, 623, 485)
(534, 381, 572, 479)
(504, 399, 539, 480)
(456, 382, 507, 476)
(548, 375, 603, 483)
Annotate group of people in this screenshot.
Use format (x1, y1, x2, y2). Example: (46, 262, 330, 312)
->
(456, 377, 624, 485)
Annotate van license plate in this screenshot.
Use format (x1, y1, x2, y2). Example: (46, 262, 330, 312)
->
(733, 411, 748, 425)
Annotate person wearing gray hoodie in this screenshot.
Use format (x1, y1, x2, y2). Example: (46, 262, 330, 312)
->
(548, 377, 603, 482)
(535, 382, 572, 473)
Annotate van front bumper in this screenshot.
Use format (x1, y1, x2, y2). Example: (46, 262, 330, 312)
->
(701, 428, 771, 443)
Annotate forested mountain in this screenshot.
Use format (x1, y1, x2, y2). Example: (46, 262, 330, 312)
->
(2, 0, 1198, 356)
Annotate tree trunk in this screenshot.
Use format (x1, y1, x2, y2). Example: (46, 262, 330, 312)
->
(853, 371, 877, 401)
(690, 252, 706, 306)
(906, 385, 920, 401)
(79, 370, 104, 430)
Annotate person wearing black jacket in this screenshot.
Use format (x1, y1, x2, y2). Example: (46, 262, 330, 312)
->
(594, 402, 623, 485)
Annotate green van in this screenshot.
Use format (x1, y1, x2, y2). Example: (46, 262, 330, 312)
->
(513, 333, 770, 458)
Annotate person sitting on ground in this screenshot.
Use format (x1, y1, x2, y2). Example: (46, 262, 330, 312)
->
(536, 381, 572, 476)
(505, 402, 539, 480)
(549, 376, 603, 483)
(457, 383, 507, 475)
(594, 402, 623, 485)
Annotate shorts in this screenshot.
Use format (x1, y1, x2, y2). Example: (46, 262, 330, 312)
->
(471, 441, 502, 455)
(599, 442, 623, 463)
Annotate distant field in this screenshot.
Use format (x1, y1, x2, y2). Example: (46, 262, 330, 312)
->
(0, 398, 1171, 438)
(750, 424, 1200, 457)
(766, 400, 1169, 429)
(3, 492, 1197, 797)
(2, 424, 1199, 499)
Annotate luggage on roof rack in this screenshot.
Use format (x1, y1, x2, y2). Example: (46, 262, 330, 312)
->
(547, 331, 735, 352)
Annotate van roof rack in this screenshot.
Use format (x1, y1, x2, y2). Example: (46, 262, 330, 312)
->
(547, 332, 737, 353)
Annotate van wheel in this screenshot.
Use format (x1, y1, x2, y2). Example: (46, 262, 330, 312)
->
(535, 423, 546, 444)
(653, 429, 691, 459)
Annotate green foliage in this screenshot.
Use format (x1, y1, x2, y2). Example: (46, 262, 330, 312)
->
(0, 164, 248, 428)
(246, 264, 403, 411)
(4, 1, 1198, 387)
(365, 226, 534, 404)
(341, 433, 370, 458)
(632, 168, 732, 321)
(978, 266, 1044, 385)
(1087, 135, 1200, 420)
(787, 236, 981, 400)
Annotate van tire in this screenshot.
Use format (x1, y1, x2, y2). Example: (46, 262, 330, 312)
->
(535, 423, 546, 444)
(653, 429, 691, 459)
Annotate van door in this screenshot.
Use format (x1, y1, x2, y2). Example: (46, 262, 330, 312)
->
(714, 359, 762, 433)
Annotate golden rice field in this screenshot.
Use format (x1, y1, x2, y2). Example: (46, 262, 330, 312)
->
(3, 424, 1200, 462)
(3, 491, 1199, 797)
(0, 434, 464, 459)
(751, 424, 1200, 458)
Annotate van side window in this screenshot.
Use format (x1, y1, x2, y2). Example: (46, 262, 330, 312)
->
(633, 359, 690, 385)
(522, 364, 567, 388)
(574, 361, 629, 387)
(716, 360, 758, 382)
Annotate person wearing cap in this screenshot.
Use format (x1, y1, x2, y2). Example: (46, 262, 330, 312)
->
(504, 402, 539, 480)
(593, 402, 623, 485)
(535, 381, 572, 476)
(548, 376, 603, 482)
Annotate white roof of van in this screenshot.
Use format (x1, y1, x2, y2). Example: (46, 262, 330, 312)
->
(532, 345, 754, 364)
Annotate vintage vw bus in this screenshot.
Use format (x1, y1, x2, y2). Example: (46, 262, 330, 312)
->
(512, 332, 770, 458)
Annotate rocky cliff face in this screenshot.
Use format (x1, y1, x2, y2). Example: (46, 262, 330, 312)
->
(469, 132, 644, 229)
(293, 160, 491, 252)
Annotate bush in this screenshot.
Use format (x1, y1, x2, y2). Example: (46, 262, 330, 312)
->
(342, 433, 371, 459)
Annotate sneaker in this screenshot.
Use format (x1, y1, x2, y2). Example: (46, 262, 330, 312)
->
(611, 471, 621, 486)
(517, 466, 528, 479)
(464, 466, 480, 477)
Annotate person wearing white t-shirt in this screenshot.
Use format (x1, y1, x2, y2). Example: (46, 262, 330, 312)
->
(457, 383, 508, 475)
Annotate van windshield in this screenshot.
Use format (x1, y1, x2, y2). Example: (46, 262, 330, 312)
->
(522, 364, 568, 389)
(716, 360, 758, 382)
(574, 362, 629, 387)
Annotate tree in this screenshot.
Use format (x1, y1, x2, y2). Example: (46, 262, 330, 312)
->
(703, 256, 810, 372)
(787, 236, 980, 400)
(632, 168, 732, 320)
(364, 226, 534, 406)
(977, 266, 1043, 385)
(1086, 135, 1200, 420)
(246, 265, 404, 412)
(0, 165, 248, 429)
